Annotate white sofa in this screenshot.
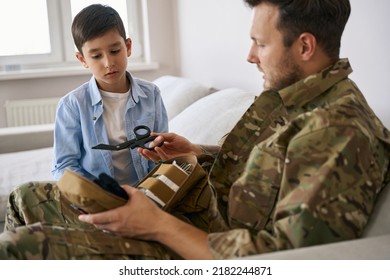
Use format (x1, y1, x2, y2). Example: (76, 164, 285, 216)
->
(0, 75, 389, 259)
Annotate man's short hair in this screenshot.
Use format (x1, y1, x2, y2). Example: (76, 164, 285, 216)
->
(243, 0, 351, 60)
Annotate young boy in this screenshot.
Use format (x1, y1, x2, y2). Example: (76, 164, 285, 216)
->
(51, 4, 168, 186)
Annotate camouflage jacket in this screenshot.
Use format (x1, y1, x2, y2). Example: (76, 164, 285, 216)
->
(206, 58, 390, 259)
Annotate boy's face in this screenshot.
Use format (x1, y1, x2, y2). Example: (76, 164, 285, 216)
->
(76, 29, 132, 93)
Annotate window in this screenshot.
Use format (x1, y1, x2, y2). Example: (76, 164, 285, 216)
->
(0, 0, 151, 75)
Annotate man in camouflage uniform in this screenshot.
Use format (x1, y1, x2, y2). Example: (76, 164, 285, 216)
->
(1, 0, 390, 259)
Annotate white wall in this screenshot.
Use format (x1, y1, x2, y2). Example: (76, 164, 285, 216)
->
(341, 0, 390, 127)
(176, 0, 259, 91)
(176, 0, 390, 127)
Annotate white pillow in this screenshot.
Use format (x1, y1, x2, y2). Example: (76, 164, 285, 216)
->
(169, 88, 257, 145)
(153, 75, 215, 120)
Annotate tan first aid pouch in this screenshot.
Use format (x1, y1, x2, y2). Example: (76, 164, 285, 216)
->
(57, 170, 128, 214)
(57, 155, 211, 214)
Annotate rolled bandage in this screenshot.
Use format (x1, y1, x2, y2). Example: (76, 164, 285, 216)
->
(139, 188, 166, 207)
(153, 174, 180, 192)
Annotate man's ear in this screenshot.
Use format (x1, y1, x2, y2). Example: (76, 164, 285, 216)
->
(298, 32, 317, 61)
(75, 52, 88, 68)
(126, 38, 132, 57)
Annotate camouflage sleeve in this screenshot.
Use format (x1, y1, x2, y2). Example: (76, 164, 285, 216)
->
(208, 125, 387, 259)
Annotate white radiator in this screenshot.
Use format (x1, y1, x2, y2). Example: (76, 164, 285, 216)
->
(4, 97, 60, 127)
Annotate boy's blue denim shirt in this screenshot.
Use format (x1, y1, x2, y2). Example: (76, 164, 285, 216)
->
(52, 72, 168, 185)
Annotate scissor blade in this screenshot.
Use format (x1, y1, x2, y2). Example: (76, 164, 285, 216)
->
(92, 144, 118, 150)
(92, 139, 135, 151)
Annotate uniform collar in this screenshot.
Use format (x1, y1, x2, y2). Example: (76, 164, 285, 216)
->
(278, 58, 352, 109)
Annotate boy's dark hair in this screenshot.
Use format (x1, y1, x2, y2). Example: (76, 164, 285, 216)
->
(71, 4, 127, 54)
(243, 0, 351, 60)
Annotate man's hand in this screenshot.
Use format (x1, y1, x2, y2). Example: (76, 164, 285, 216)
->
(137, 132, 199, 162)
(78, 185, 214, 259)
(78, 186, 166, 239)
(138, 132, 220, 163)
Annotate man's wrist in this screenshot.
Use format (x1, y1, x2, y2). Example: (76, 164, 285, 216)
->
(195, 144, 220, 158)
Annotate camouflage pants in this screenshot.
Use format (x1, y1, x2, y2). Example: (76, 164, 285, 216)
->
(0, 182, 172, 260)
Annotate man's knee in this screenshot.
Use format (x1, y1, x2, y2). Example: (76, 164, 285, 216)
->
(5, 181, 61, 229)
(11, 181, 59, 208)
(0, 222, 48, 260)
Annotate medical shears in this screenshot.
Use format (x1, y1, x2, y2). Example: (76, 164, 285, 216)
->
(92, 125, 162, 151)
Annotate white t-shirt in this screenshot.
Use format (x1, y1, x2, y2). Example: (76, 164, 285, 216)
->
(100, 89, 137, 185)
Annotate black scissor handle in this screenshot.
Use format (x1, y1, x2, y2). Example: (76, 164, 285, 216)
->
(132, 125, 156, 150)
(133, 125, 164, 150)
(133, 125, 151, 139)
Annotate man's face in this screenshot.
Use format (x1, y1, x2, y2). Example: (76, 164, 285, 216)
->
(247, 3, 302, 91)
